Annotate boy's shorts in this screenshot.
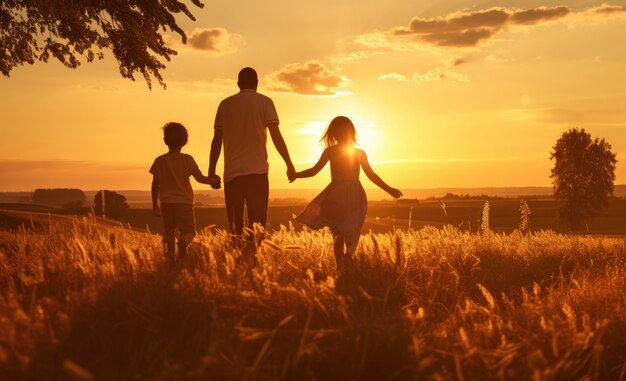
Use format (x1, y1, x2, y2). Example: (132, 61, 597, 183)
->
(161, 203, 196, 245)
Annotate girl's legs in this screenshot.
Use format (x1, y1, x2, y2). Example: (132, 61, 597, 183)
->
(333, 233, 362, 272)
(333, 233, 345, 272)
(344, 235, 359, 269)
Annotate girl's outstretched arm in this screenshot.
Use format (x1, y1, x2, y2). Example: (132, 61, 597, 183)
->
(360, 150, 403, 199)
(290, 149, 330, 182)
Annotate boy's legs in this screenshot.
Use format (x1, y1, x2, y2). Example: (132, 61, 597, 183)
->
(333, 233, 345, 272)
(161, 204, 177, 264)
(175, 203, 196, 258)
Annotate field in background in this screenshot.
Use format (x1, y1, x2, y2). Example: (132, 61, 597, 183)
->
(1, 213, 626, 380)
(126, 198, 626, 236)
(3, 198, 626, 236)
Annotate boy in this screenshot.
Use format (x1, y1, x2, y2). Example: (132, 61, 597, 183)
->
(150, 122, 221, 264)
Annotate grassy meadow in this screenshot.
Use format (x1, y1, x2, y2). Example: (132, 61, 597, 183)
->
(1, 211, 626, 380)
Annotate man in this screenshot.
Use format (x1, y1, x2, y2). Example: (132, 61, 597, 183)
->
(208, 67, 295, 236)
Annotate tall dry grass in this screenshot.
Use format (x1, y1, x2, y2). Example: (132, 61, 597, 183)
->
(0, 216, 625, 380)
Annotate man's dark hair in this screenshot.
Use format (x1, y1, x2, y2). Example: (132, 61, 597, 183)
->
(163, 122, 188, 148)
(238, 67, 258, 87)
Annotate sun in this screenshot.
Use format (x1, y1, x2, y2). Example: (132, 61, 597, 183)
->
(352, 120, 381, 158)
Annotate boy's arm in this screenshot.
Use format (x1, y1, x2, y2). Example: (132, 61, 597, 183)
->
(207, 129, 222, 189)
(268, 123, 296, 179)
(151, 175, 162, 216)
(360, 151, 403, 199)
(192, 168, 221, 188)
(291, 149, 329, 182)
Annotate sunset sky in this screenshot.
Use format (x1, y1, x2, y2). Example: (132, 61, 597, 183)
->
(1, 0, 625, 192)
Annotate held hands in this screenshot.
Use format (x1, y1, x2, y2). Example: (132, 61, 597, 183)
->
(388, 187, 403, 199)
(208, 174, 222, 189)
(153, 204, 162, 217)
(287, 165, 297, 183)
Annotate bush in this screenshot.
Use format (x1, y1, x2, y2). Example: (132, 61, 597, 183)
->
(93, 190, 129, 220)
(32, 188, 86, 208)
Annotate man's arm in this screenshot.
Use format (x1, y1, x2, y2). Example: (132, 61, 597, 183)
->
(267, 123, 296, 178)
(208, 129, 223, 189)
(208, 129, 222, 176)
(151, 175, 161, 216)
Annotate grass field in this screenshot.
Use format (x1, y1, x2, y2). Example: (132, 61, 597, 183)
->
(1, 211, 626, 380)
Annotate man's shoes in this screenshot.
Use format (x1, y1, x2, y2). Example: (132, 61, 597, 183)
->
(166, 252, 177, 268)
(177, 240, 188, 259)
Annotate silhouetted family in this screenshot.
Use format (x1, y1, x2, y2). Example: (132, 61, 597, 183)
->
(150, 67, 402, 270)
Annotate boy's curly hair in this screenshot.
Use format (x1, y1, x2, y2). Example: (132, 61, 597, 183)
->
(163, 122, 188, 148)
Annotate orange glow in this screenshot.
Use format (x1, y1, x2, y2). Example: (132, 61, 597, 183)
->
(1, 1, 626, 191)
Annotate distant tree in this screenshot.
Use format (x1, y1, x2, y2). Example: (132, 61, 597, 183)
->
(0, 0, 203, 88)
(396, 198, 420, 204)
(442, 193, 461, 200)
(550, 128, 617, 232)
(439, 193, 498, 201)
(32, 188, 86, 208)
(94, 190, 129, 220)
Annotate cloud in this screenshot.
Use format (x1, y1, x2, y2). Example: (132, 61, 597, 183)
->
(353, 30, 416, 51)
(485, 48, 513, 63)
(509, 6, 570, 25)
(390, 8, 511, 47)
(187, 28, 243, 54)
(326, 50, 391, 65)
(378, 72, 411, 82)
(452, 58, 466, 66)
(264, 60, 350, 96)
(379, 66, 468, 82)
(389, 6, 569, 48)
(355, 4, 624, 50)
(587, 3, 626, 16)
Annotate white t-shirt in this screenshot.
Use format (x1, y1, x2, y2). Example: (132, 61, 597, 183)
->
(149, 152, 199, 204)
(214, 89, 279, 182)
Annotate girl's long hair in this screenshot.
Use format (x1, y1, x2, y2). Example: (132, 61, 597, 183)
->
(321, 116, 357, 148)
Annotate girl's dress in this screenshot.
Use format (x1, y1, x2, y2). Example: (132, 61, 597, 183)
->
(296, 147, 367, 248)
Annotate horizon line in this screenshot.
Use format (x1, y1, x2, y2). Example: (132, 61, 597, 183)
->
(8, 185, 626, 193)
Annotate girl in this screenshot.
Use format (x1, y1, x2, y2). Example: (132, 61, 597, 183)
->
(290, 116, 403, 271)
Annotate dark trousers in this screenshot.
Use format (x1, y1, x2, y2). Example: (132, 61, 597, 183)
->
(161, 203, 196, 255)
(224, 173, 269, 235)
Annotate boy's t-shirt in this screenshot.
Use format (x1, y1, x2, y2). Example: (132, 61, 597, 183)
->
(149, 152, 199, 204)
